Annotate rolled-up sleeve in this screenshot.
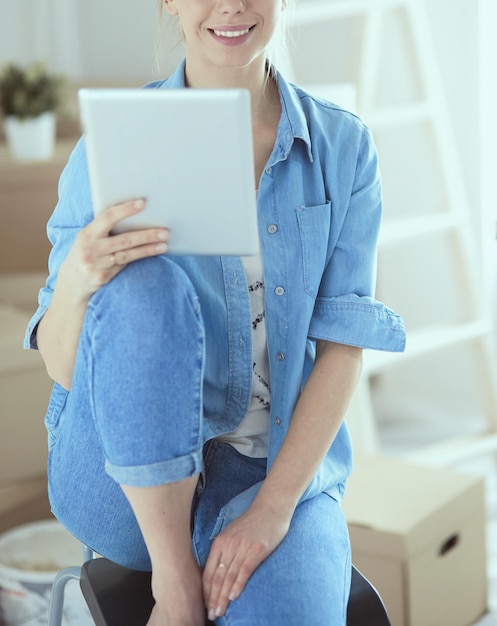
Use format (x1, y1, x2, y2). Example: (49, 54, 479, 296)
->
(24, 303, 49, 350)
(309, 125, 406, 352)
(24, 137, 93, 350)
(309, 294, 405, 352)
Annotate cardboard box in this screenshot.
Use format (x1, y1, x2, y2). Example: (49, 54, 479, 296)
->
(0, 475, 53, 534)
(0, 271, 48, 313)
(0, 140, 74, 272)
(342, 456, 487, 626)
(0, 290, 52, 486)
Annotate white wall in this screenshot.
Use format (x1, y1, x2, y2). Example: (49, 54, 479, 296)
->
(0, 0, 181, 83)
(480, 0, 497, 316)
(427, 0, 481, 241)
(0, 1, 46, 65)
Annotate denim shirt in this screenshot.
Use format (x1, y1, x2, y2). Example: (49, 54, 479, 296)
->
(25, 61, 405, 513)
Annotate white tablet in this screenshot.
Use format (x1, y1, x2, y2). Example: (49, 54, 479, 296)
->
(78, 88, 259, 256)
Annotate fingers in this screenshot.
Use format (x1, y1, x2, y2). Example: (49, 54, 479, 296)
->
(92, 198, 147, 237)
(203, 554, 230, 613)
(88, 198, 168, 249)
(203, 540, 266, 621)
(69, 198, 169, 298)
(101, 200, 169, 263)
(78, 200, 169, 270)
(104, 230, 169, 268)
(205, 556, 235, 621)
(201, 508, 291, 620)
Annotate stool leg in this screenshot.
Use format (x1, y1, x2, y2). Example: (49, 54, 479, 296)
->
(47, 566, 82, 626)
(82, 544, 96, 561)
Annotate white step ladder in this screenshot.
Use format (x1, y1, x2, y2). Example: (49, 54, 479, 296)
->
(289, 0, 497, 467)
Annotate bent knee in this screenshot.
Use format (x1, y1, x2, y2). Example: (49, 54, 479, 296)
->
(93, 256, 201, 322)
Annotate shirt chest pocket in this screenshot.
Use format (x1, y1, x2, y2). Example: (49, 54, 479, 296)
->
(296, 202, 332, 298)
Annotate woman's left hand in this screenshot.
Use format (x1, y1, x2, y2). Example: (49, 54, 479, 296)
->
(202, 505, 291, 621)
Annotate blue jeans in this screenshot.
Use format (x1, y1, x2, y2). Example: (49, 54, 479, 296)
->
(44, 257, 351, 624)
(195, 441, 351, 625)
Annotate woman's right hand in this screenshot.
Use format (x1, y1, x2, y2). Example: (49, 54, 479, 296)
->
(37, 199, 168, 389)
(60, 198, 169, 301)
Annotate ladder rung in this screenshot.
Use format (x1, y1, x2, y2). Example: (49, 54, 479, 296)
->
(378, 213, 466, 247)
(364, 320, 493, 374)
(291, 0, 404, 26)
(365, 101, 432, 128)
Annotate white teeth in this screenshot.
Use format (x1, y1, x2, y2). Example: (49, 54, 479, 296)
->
(213, 28, 250, 38)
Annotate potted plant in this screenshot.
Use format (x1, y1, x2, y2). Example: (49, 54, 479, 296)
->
(0, 61, 66, 161)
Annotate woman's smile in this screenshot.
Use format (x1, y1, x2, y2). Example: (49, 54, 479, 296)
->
(163, 0, 287, 82)
(208, 24, 256, 46)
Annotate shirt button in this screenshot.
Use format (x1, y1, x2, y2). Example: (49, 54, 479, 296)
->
(275, 286, 285, 296)
(276, 352, 285, 361)
(267, 224, 278, 234)
(265, 166, 272, 175)
(275, 416, 282, 426)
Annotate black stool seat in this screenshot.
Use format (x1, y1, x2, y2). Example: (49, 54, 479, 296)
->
(80, 559, 154, 626)
(80, 558, 391, 625)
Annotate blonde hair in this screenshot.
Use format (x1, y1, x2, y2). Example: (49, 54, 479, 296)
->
(155, 0, 294, 75)
(267, 0, 295, 70)
(154, 1, 184, 76)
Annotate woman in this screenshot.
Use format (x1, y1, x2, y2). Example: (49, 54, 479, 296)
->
(25, 0, 405, 624)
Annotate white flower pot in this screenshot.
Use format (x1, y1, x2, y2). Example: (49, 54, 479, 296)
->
(3, 111, 56, 161)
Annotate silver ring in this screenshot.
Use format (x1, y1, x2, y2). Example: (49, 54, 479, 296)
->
(110, 253, 116, 266)
(218, 563, 226, 569)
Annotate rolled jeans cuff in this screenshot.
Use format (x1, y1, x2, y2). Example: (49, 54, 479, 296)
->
(105, 449, 204, 487)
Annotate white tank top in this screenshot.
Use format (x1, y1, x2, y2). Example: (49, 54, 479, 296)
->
(216, 252, 270, 457)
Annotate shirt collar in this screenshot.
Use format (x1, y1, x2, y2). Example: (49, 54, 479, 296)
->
(160, 60, 187, 88)
(160, 60, 313, 163)
(272, 68, 313, 163)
